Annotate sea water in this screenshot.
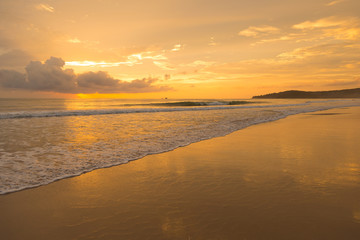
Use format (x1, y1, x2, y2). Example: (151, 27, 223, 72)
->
(1, 98, 360, 194)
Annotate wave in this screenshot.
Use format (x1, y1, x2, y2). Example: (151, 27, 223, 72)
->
(150, 100, 261, 106)
(107, 100, 261, 107)
(0, 102, 308, 119)
(1, 100, 360, 195)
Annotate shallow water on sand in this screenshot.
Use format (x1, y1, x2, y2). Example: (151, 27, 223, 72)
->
(1, 98, 360, 194)
(0, 107, 359, 239)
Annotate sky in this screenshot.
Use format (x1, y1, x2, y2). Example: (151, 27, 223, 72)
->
(0, 0, 359, 98)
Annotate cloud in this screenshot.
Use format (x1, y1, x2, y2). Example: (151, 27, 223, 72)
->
(36, 4, 55, 13)
(0, 57, 172, 94)
(0, 49, 33, 68)
(208, 37, 217, 46)
(238, 25, 280, 37)
(164, 74, 171, 80)
(67, 38, 81, 43)
(0, 70, 27, 88)
(24, 57, 77, 92)
(66, 60, 136, 67)
(76, 71, 168, 93)
(249, 16, 360, 46)
(171, 44, 183, 52)
(292, 17, 350, 30)
(326, 0, 346, 6)
(153, 61, 175, 70)
(65, 50, 168, 68)
(324, 79, 360, 87)
(251, 34, 302, 46)
(204, 42, 360, 89)
(292, 16, 360, 42)
(185, 60, 216, 67)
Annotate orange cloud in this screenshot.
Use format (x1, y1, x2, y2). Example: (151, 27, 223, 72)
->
(36, 4, 54, 13)
(238, 25, 280, 37)
(326, 0, 346, 6)
(293, 17, 348, 29)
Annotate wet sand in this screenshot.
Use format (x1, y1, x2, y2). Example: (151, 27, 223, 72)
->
(1, 107, 360, 240)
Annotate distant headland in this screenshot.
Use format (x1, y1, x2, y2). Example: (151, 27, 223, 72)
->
(252, 88, 360, 99)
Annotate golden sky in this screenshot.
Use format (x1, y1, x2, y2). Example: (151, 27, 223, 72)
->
(0, 0, 359, 98)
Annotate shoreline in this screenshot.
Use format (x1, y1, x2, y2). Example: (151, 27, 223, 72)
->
(1, 106, 360, 239)
(1, 104, 360, 196)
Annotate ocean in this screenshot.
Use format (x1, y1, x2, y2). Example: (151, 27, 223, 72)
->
(1, 98, 360, 194)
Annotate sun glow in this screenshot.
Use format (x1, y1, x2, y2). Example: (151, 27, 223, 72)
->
(66, 61, 136, 67)
(65, 51, 168, 69)
(76, 92, 166, 99)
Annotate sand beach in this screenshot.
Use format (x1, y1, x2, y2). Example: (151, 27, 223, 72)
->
(1, 107, 360, 240)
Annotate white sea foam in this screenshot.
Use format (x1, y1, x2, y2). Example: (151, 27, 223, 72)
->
(0, 98, 360, 194)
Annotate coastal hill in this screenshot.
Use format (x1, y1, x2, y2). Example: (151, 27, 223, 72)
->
(252, 88, 360, 99)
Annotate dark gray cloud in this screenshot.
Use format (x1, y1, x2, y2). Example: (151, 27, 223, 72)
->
(0, 57, 172, 94)
(76, 71, 166, 93)
(25, 57, 77, 93)
(77, 71, 119, 91)
(0, 49, 33, 68)
(0, 70, 26, 88)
